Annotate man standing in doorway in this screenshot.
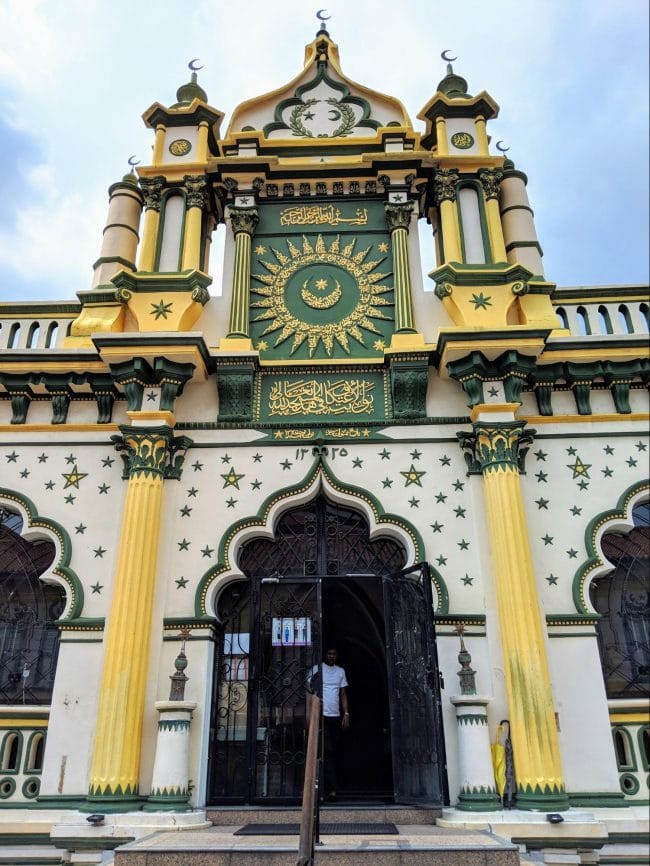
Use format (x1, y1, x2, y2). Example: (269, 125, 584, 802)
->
(322, 646, 349, 801)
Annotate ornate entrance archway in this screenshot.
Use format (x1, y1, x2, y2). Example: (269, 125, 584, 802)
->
(207, 495, 447, 806)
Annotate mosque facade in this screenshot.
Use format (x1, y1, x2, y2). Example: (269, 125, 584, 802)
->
(0, 22, 648, 863)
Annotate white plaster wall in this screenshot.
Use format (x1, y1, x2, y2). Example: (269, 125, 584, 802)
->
(40, 640, 104, 796)
(161, 126, 199, 163)
(548, 634, 621, 793)
(445, 118, 480, 155)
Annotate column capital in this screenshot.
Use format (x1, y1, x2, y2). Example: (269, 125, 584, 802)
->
(433, 168, 459, 205)
(140, 176, 165, 211)
(183, 174, 209, 209)
(384, 200, 415, 232)
(112, 427, 193, 480)
(457, 421, 535, 475)
(229, 205, 259, 236)
(478, 168, 504, 200)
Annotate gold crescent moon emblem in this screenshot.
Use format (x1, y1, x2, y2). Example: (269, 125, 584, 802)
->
(301, 278, 342, 309)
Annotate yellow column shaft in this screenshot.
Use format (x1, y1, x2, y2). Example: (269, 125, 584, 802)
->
(197, 122, 209, 162)
(181, 206, 203, 271)
(152, 125, 166, 167)
(440, 199, 462, 263)
(485, 197, 508, 263)
(436, 117, 448, 155)
(475, 116, 489, 155)
(228, 231, 252, 337)
(392, 226, 415, 332)
(138, 209, 160, 271)
(482, 466, 565, 795)
(89, 471, 164, 795)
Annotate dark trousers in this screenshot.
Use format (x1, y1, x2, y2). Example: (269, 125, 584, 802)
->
(323, 715, 342, 794)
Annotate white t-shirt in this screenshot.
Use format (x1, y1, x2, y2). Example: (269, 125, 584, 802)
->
(321, 663, 348, 717)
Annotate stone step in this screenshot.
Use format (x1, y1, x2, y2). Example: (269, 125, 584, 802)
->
(114, 824, 521, 866)
(205, 804, 441, 826)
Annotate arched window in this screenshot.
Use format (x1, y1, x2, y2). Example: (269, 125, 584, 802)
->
(555, 306, 569, 329)
(26, 322, 40, 348)
(24, 732, 45, 772)
(44, 322, 59, 348)
(157, 193, 185, 271)
(618, 305, 633, 334)
(457, 185, 488, 264)
(0, 508, 64, 705)
(1, 732, 21, 772)
(590, 500, 650, 699)
(576, 306, 592, 336)
(639, 303, 650, 333)
(7, 323, 20, 349)
(598, 305, 613, 335)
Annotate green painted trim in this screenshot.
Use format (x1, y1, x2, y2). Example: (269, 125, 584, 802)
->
(512, 837, 605, 851)
(22, 776, 40, 798)
(0, 487, 84, 618)
(572, 480, 650, 614)
(59, 617, 105, 631)
(51, 834, 135, 850)
(546, 614, 599, 625)
(638, 726, 650, 771)
(0, 833, 51, 845)
(567, 791, 628, 807)
(516, 783, 570, 811)
(500, 204, 534, 218)
(35, 794, 88, 809)
(0, 302, 80, 315)
(619, 772, 640, 795)
(196, 459, 446, 616)
(505, 239, 544, 255)
(553, 285, 650, 302)
(608, 832, 650, 843)
(436, 614, 486, 626)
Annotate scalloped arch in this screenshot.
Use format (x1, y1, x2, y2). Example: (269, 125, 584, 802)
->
(195, 459, 448, 618)
(0, 487, 84, 619)
(572, 480, 650, 614)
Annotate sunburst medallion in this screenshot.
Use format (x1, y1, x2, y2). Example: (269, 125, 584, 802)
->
(251, 234, 394, 357)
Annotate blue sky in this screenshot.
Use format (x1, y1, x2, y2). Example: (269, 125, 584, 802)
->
(0, 0, 648, 302)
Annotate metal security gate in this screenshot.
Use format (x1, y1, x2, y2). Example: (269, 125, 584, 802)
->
(207, 497, 448, 805)
(383, 563, 448, 807)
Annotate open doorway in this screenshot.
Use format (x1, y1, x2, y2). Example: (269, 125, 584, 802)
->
(322, 576, 393, 801)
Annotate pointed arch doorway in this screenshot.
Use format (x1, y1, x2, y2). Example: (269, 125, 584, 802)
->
(207, 495, 447, 806)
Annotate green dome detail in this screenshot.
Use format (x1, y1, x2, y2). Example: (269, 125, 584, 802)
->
(174, 72, 207, 107)
(122, 171, 138, 185)
(437, 63, 472, 100)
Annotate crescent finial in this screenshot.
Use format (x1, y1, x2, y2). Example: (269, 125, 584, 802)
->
(188, 58, 204, 72)
(316, 9, 331, 24)
(496, 141, 510, 154)
(127, 155, 140, 168)
(441, 49, 457, 63)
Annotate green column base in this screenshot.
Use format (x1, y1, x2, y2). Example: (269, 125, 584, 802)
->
(142, 794, 192, 812)
(80, 787, 144, 813)
(516, 784, 570, 812)
(456, 787, 503, 811)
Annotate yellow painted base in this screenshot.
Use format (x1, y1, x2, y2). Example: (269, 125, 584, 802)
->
(388, 332, 427, 351)
(64, 304, 125, 345)
(218, 336, 255, 352)
(126, 292, 205, 333)
(470, 403, 520, 422)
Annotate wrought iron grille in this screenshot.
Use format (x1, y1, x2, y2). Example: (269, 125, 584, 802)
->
(0, 508, 63, 705)
(591, 500, 649, 699)
(238, 497, 406, 578)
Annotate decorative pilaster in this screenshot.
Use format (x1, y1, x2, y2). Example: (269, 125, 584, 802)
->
(478, 169, 507, 263)
(385, 200, 416, 334)
(466, 419, 568, 810)
(433, 168, 462, 263)
(143, 631, 197, 812)
(85, 419, 192, 811)
(222, 206, 259, 350)
(450, 626, 501, 811)
(181, 175, 209, 272)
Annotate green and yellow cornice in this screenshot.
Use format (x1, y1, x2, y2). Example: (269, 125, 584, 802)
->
(418, 90, 499, 151)
(447, 349, 537, 406)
